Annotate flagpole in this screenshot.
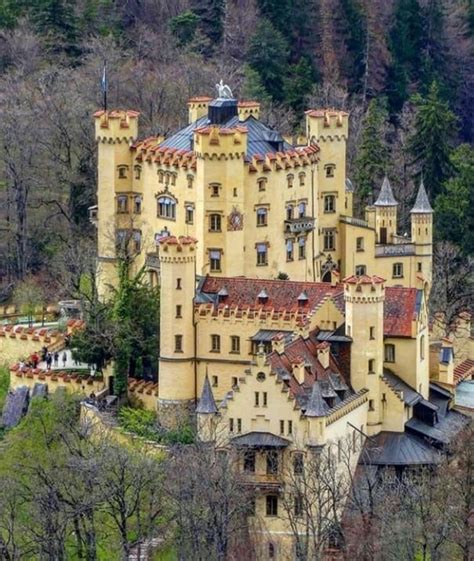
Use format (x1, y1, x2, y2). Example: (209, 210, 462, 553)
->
(102, 60, 107, 113)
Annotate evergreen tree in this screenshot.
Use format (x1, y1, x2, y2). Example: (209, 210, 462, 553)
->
(419, 0, 449, 94)
(340, 0, 366, 93)
(354, 98, 389, 210)
(242, 65, 272, 104)
(435, 144, 474, 255)
(284, 57, 316, 113)
(30, 0, 79, 56)
(191, 0, 225, 48)
(247, 19, 289, 102)
(256, 0, 291, 37)
(408, 81, 458, 199)
(169, 11, 200, 47)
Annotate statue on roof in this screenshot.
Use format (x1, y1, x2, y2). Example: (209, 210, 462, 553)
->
(215, 79, 233, 99)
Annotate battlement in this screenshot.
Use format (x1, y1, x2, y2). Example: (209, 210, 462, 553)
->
(247, 144, 319, 174)
(158, 236, 197, 262)
(94, 110, 139, 143)
(306, 109, 349, 141)
(344, 275, 385, 302)
(193, 125, 247, 159)
(238, 100, 261, 120)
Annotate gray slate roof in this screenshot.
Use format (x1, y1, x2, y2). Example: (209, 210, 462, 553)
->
(411, 179, 433, 213)
(196, 375, 218, 414)
(231, 431, 290, 448)
(405, 409, 469, 446)
(374, 176, 398, 207)
(305, 381, 330, 417)
(361, 431, 441, 466)
(1, 386, 29, 428)
(383, 370, 422, 406)
(160, 115, 293, 159)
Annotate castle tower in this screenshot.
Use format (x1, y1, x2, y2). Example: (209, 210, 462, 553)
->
(410, 179, 433, 286)
(305, 110, 349, 276)
(373, 176, 398, 244)
(193, 101, 248, 277)
(187, 96, 212, 124)
(94, 110, 139, 298)
(157, 236, 197, 427)
(237, 100, 261, 121)
(196, 374, 218, 442)
(344, 275, 385, 435)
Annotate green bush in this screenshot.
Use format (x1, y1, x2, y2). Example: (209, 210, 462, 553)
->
(118, 406, 160, 441)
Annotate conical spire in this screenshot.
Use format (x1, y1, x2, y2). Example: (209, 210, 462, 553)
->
(410, 179, 433, 214)
(196, 375, 217, 414)
(305, 382, 329, 417)
(374, 176, 398, 207)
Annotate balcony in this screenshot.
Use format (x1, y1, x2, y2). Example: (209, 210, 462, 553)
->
(284, 216, 315, 234)
(375, 243, 415, 257)
(239, 471, 283, 491)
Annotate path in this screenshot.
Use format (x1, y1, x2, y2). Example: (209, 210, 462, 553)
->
(38, 349, 92, 372)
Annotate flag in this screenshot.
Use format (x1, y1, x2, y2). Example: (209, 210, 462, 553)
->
(101, 61, 107, 111)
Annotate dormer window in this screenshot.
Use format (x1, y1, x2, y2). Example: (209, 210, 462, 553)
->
(258, 289, 269, 304)
(117, 165, 128, 179)
(325, 164, 335, 178)
(297, 291, 308, 306)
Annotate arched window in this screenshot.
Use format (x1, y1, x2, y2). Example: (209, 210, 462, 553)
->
(287, 174, 294, 188)
(420, 335, 425, 360)
(286, 239, 294, 261)
(134, 165, 142, 180)
(158, 170, 164, 183)
(187, 174, 194, 189)
(157, 196, 176, 219)
(355, 265, 366, 276)
(299, 172, 305, 186)
(117, 195, 128, 213)
(209, 213, 222, 232)
(286, 205, 294, 221)
(256, 207, 268, 226)
(133, 196, 142, 214)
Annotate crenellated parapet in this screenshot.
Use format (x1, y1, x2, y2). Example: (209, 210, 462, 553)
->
(158, 235, 197, 264)
(305, 109, 349, 142)
(247, 145, 319, 174)
(94, 110, 139, 143)
(343, 274, 385, 304)
(193, 125, 248, 160)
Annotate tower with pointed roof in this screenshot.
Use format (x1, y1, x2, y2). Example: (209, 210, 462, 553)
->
(196, 374, 218, 442)
(411, 179, 433, 286)
(157, 235, 197, 427)
(373, 176, 398, 244)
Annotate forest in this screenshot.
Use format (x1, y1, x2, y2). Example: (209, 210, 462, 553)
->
(0, 0, 472, 318)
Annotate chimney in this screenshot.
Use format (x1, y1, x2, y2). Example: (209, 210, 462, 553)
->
(292, 358, 306, 384)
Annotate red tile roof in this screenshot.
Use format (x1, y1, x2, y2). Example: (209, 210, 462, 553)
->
(384, 287, 418, 337)
(344, 274, 385, 285)
(454, 359, 474, 386)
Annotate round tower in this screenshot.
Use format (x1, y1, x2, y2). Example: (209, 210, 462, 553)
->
(373, 176, 398, 244)
(157, 236, 197, 427)
(410, 179, 433, 286)
(94, 110, 140, 299)
(344, 274, 385, 435)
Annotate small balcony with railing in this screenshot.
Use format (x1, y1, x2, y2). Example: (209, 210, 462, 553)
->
(284, 216, 315, 234)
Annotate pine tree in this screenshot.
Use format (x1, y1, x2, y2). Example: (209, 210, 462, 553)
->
(256, 0, 291, 37)
(247, 19, 289, 102)
(191, 0, 225, 48)
(435, 144, 474, 254)
(408, 81, 458, 199)
(353, 98, 389, 210)
(340, 0, 366, 93)
(283, 57, 316, 113)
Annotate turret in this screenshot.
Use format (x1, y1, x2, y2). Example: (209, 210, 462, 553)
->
(238, 100, 261, 121)
(373, 177, 398, 244)
(305, 382, 329, 446)
(187, 96, 212, 124)
(344, 275, 385, 435)
(196, 374, 218, 442)
(410, 179, 433, 285)
(94, 110, 140, 298)
(157, 236, 197, 427)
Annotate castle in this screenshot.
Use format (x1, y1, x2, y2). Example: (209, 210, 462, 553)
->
(93, 90, 471, 560)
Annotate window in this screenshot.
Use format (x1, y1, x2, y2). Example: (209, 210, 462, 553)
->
(280, 420, 285, 435)
(176, 305, 182, 318)
(229, 418, 234, 432)
(298, 237, 306, 260)
(255, 392, 260, 407)
(257, 178, 267, 192)
(233, 188, 237, 197)
(368, 359, 375, 373)
(132, 230, 141, 252)
(355, 265, 366, 276)
(211, 334, 221, 352)
(417, 262, 422, 273)
(118, 165, 128, 179)
(393, 262, 404, 278)
(384, 344, 395, 363)
(117, 195, 128, 213)
(237, 418, 242, 433)
(263, 392, 268, 406)
(170, 173, 176, 186)
(420, 335, 425, 360)
(185, 205, 194, 224)
(268, 542, 276, 559)
(288, 420, 293, 435)
(266, 495, 278, 517)
(325, 164, 335, 178)
(176, 278, 182, 290)
(134, 165, 141, 180)
(209, 250, 222, 272)
(286, 205, 294, 220)
(293, 453, 304, 475)
(324, 194, 336, 213)
(187, 175, 193, 189)
(287, 174, 294, 188)
(356, 237, 364, 251)
(174, 335, 183, 352)
(266, 451, 278, 475)
(299, 172, 305, 186)
(256, 207, 268, 226)
(231, 336, 240, 354)
(256, 243, 268, 266)
(157, 196, 176, 220)
(212, 375, 218, 387)
(323, 230, 335, 251)
(209, 213, 222, 232)
(133, 196, 142, 214)
(158, 170, 164, 183)
(210, 183, 220, 197)
(370, 326, 375, 340)
(298, 202, 306, 218)
(294, 494, 303, 517)
(369, 399, 374, 411)
(286, 239, 294, 261)
(244, 451, 256, 473)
